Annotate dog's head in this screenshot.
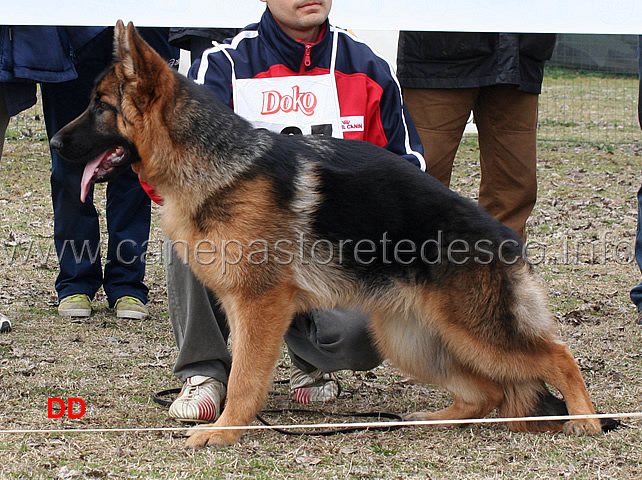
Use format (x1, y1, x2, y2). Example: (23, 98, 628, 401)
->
(50, 20, 175, 202)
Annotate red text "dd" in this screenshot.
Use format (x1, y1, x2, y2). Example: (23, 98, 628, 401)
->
(47, 398, 86, 419)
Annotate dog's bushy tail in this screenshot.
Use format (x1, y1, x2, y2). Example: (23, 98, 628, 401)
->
(499, 382, 620, 433)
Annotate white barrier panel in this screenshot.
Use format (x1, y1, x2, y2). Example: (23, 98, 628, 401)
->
(2, 0, 642, 34)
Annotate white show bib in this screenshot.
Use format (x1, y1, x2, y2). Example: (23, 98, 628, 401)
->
(221, 29, 343, 139)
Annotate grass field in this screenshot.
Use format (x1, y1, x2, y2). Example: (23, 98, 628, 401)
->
(0, 75, 641, 479)
(539, 68, 639, 145)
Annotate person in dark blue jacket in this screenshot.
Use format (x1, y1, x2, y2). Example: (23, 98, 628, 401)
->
(1, 26, 85, 332)
(631, 35, 642, 326)
(1, 26, 177, 321)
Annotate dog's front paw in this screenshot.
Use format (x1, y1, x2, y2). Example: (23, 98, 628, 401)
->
(184, 425, 243, 448)
(563, 419, 602, 435)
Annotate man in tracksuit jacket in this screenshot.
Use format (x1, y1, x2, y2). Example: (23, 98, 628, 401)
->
(164, 0, 425, 423)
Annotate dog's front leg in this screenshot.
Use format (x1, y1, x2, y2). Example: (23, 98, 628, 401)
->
(184, 283, 297, 448)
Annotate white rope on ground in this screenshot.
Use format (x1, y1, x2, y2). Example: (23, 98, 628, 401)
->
(0, 412, 640, 435)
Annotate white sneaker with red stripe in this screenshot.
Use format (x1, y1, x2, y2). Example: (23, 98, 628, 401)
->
(290, 366, 340, 404)
(168, 376, 226, 423)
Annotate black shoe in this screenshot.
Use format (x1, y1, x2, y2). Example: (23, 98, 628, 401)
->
(0, 313, 11, 333)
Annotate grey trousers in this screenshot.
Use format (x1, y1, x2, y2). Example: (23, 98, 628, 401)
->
(164, 240, 382, 385)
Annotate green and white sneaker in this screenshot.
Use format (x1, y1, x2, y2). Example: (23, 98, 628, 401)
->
(114, 296, 148, 320)
(290, 366, 340, 404)
(0, 313, 11, 333)
(58, 294, 92, 318)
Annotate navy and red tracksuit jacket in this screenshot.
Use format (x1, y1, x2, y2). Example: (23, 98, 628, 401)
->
(143, 8, 425, 203)
(192, 9, 424, 167)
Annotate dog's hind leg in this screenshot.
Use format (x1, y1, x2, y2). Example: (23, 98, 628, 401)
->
(404, 368, 505, 424)
(536, 342, 601, 435)
(368, 311, 504, 425)
(185, 283, 297, 448)
(500, 381, 568, 433)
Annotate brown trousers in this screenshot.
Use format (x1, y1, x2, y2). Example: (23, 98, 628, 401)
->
(403, 85, 539, 240)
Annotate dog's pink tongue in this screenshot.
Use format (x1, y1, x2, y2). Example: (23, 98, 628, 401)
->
(80, 155, 104, 203)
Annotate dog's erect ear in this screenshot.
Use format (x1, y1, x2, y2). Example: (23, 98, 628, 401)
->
(113, 19, 128, 61)
(112, 21, 174, 104)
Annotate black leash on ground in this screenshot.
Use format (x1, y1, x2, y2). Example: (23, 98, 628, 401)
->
(255, 409, 403, 436)
(153, 387, 404, 437)
(152, 387, 182, 408)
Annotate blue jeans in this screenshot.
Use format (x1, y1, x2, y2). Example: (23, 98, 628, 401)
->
(40, 28, 177, 306)
(631, 185, 642, 311)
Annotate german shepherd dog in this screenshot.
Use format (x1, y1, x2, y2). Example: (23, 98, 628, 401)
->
(51, 21, 615, 448)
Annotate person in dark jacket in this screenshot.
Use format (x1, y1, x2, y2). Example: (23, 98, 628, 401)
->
(41, 27, 178, 320)
(0, 27, 105, 150)
(169, 27, 242, 64)
(396, 32, 556, 240)
(631, 35, 642, 326)
(1, 26, 90, 332)
(1, 26, 178, 321)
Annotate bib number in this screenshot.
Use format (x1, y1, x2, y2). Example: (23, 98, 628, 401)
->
(280, 124, 333, 136)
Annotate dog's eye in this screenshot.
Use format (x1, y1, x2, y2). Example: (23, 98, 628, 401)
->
(98, 101, 110, 110)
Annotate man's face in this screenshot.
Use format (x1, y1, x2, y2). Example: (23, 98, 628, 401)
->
(261, 0, 332, 41)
